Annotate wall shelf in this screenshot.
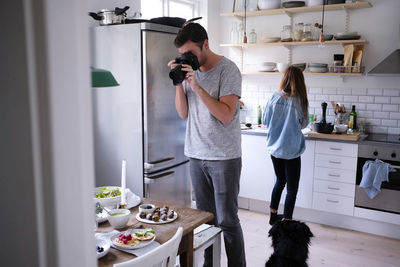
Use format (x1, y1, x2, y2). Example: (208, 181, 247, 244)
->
(220, 1, 372, 18)
(242, 72, 363, 77)
(220, 39, 368, 48)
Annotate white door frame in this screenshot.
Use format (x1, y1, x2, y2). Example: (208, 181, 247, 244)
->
(16, 0, 96, 266)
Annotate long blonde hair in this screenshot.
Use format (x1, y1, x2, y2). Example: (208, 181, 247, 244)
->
(279, 66, 309, 121)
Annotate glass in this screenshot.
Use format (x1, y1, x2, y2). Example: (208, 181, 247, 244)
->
(312, 25, 322, 41)
(238, 22, 244, 44)
(302, 23, 312, 41)
(230, 23, 239, 44)
(294, 23, 304, 41)
(281, 25, 293, 42)
(248, 29, 257, 44)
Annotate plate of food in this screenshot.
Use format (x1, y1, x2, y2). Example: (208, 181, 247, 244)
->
(110, 229, 156, 250)
(136, 206, 178, 224)
(96, 237, 110, 259)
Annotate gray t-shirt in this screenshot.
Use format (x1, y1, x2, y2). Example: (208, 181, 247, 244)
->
(183, 57, 242, 160)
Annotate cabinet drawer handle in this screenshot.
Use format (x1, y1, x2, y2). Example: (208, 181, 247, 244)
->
(329, 147, 342, 151)
(328, 173, 340, 177)
(329, 160, 341, 164)
(326, 199, 339, 203)
(327, 186, 340, 190)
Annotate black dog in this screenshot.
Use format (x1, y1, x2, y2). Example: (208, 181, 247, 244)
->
(265, 220, 314, 267)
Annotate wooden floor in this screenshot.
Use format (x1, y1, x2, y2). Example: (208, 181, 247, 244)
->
(216, 209, 400, 267)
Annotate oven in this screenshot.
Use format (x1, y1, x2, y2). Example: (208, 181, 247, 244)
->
(356, 136, 400, 215)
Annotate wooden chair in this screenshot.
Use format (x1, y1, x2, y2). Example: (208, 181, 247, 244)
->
(114, 227, 183, 267)
(193, 224, 222, 267)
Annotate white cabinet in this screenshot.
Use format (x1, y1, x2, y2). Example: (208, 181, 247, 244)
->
(297, 140, 315, 209)
(312, 141, 358, 216)
(279, 140, 315, 209)
(240, 134, 275, 202)
(240, 135, 315, 209)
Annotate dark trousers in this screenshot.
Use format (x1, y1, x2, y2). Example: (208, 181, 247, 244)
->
(270, 155, 301, 219)
(189, 157, 246, 267)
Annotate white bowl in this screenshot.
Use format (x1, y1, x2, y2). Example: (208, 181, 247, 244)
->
(94, 186, 122, 208)
(107, 208, 131, 229)
(259, 65, 276, 72)
(335, 31, 358, 37)
(261, 62, 276, 66)
(334, 124, 348, 133)
(258, 0, 281, 10)
(139, 204, 156, 214)
(96, 237, 110, 259)
(309, 66, 328, 73)
(262, 37, 281, 43)
(277, 63, 289, 72)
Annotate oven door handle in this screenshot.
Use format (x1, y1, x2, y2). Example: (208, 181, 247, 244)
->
(390, 164, 400, 169)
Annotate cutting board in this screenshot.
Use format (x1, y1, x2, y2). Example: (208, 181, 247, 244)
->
(307, 131, 360, 141)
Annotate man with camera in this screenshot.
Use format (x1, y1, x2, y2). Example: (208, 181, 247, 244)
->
(168, 23, 246, 267)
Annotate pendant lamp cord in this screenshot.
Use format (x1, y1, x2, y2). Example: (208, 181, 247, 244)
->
(244, 0, 247, 35)
(321, 0, 325, 34)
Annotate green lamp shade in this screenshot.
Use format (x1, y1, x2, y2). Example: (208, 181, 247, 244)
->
(91, 67, 119, 87)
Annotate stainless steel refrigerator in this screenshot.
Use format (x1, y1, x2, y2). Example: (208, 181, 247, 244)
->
(91, 23, 191, 207)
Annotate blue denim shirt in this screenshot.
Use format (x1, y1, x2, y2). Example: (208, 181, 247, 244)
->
(262, 92, 308, 159)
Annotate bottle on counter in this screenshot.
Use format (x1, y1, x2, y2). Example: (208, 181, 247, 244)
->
(257, 105, 262, 125)
(348, 105, 357, 130)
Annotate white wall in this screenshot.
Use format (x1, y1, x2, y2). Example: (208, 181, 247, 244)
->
(1, 0, 96, 266)
(215, 0, 400, 134)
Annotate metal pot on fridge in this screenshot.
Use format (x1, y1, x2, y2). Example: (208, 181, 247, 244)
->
(89, 6, 130, 25)
(314, 102, 334, 134)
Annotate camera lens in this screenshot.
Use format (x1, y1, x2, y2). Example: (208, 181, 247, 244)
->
(169, 65, 186, 85)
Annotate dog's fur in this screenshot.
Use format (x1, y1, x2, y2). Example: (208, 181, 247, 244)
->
(265, 220, 314, 267)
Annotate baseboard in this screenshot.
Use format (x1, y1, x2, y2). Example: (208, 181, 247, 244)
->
(238, 197, 400, 240)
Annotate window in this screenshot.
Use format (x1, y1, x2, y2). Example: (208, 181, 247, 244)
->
(141, 0, 199, 20)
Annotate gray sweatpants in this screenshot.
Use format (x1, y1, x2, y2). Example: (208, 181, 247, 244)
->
(189, 157, 246, 267)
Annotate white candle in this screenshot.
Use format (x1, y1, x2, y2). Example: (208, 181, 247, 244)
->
(121, 159, 127, 205)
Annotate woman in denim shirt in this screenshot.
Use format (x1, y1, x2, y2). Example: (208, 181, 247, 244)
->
(262, 66, 309, 225)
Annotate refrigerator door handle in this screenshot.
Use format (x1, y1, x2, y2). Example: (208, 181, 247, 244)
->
(144, 171, 175, 184)
(144, 157, 175, 171)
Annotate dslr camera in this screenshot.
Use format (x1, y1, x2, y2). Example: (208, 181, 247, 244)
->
(169, 52, 200, 85)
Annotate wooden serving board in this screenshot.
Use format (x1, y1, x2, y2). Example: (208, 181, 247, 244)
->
(307, 131, 360, 141)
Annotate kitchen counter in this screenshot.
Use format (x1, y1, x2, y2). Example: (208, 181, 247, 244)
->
(241, 127, 369, 144)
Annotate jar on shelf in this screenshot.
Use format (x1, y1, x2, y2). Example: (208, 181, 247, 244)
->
(248, 29, 257, 43)
(302, 23, 312, 41)
(294, 23, 304, 41)
(281, 25, 293, 42)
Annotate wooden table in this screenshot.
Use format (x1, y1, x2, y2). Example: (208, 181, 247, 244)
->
(97, 199, 213, 267)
